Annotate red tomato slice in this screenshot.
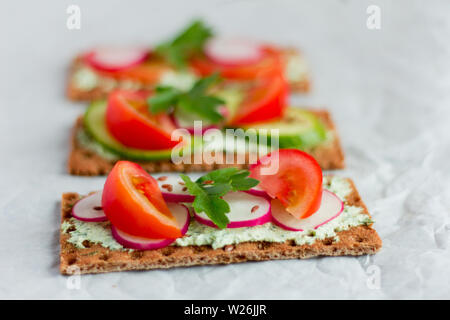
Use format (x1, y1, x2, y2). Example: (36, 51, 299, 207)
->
(229, 75, 288, 126)
(106, 90, 179, 150)
(90, 56, 171, 86)
(102, 161, 182, 239)
(110, 62, 170, 85)
(249, 149, 323, 219)
(190, 46, 284, 81)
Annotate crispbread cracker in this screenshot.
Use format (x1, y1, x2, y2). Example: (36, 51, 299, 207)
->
(281, 47, 310, 92)
(59, 178, 381, 275)
(66, 48, 310, 101)
(67, 109, 345, 176)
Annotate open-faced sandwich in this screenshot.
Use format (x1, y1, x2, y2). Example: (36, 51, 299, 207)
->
(60, 149, 381, 275)
(68, 73, 344, 175)
(67, 20, 310, 101)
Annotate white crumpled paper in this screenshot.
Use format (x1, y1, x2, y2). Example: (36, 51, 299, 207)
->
(0, 0, 449, 299)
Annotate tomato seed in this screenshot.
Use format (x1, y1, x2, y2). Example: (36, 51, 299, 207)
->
(161, 184, 173, 192)
(251, 205, 259, 213)
(157, 176, 168, 181)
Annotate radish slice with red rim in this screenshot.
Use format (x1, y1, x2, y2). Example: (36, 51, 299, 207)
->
(194, 191, 271, 228)
(205, 38, 264, 67)
(244, 186, 269, 198)
(111, 203, 190, 250)
(271, 190, 344, 231)
(72, 191, 107, 222)
(156, 175, 195, 203)
(85, 47, 150, 72)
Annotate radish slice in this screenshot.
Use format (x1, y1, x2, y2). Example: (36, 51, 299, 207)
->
(218, 105, 229, 119)
(72, 191, 107, 222)
(244, 186, 269, 198)
(156, 175, 194, 203)
(85, 47, 150, 72)
(111, 203, 190, 250)
(271, 190, 344, 231)
(205, 38, 264, 67)
(194, 191, 271, 228)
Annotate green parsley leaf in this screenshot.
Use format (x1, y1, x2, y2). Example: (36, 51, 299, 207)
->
(156, 20, 213, 68)
(197, 167, 242, 184)
(231, 172, 260, 191)
(180, 168, 260, 229)
(148, 86, 181, 114)
(190, 72, 221, 95)
(179, 95, 224, 123)
(180, 174, 231, 229)
(147, 73, 225, 123)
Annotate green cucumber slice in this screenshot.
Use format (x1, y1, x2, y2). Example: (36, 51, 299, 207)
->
(214, 88, 244, 120)
(83, 101, 201, 161)
(238, 108, 328, 150)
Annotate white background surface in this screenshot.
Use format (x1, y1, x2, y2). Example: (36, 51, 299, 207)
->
(1, 0, 449, 299)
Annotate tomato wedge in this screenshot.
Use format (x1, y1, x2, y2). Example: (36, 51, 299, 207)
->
(190, 46, 284, 81)
(106, 62, 170, 85)
(105, 90, 179, 150)
(102, 161, 182, 239)
(229, 75, 288, 126)
(249, 149, 322, 219)
(89, 53, 172, 86)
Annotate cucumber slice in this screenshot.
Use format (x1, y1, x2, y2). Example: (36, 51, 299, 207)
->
(215, 88, 244, 120)
(238, 108, 328, 150)
(83, 101, 201, 161)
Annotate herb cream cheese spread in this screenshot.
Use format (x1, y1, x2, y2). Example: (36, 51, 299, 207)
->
(73, 67, 198, 92)
(285, 54, 308, 82)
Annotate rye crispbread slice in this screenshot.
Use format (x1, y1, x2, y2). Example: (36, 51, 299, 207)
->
(59, 178, 382, 275)
(67, 109, 345, 176)
(66, 48, 310, 101)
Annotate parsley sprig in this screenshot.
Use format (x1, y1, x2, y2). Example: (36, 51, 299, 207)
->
(156, 19, 213, 68)
(148, 73, 225, 123)
(180, 168, 259, 229)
